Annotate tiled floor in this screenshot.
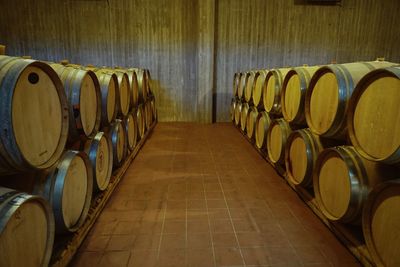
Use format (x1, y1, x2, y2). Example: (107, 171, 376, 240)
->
(71, 122, 360, 267)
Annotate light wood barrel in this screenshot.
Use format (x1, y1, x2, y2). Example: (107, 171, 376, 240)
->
(137, 105, 146, 140)
(246, 106, 258, 140)
(126, 70, 139, 108)
(244, 71, 257, 103)
(240, 103, 250, 132)
(252, 70, 268, 108)
(230, 98, 237, 122)
(131, 68, 148, 103)
(263, 67, 291, 114)
(0, 56, 68, 174)
(363, 180, 400, 267)
(238, 72, 249, 99)
(233, 72, 240, 97)
(267, 119, 292, 164)
(0, 187, 54, 267)
(109, 119, 127, 167)
(93, 70, 119, 127)
(123, 112, 138, 151)
(305, 61, 396, 138)
(33, 150, 93, 233)
(348, 66, 400, 164)
(114, 71, 131, 117)
(313, 146, 396, 223)
(254, 111, 272, 150)
(234, 101, 242, 127)
(285, 129, 325, 187)
(281, 66, 319, 125)
(51, 63, 101, 140)
(84, 132, 113, 192)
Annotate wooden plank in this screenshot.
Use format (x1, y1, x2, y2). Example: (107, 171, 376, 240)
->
(234, 122, 375, 267)
(50, 121, 157, 267)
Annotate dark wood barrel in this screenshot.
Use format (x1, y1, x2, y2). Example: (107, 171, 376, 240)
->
(92, 70, 119, 127)
(267, 119, 292, 164)
(263, 67, 291, 115)
(281, 66, 319, 126)
(362, 180, 400, 267)
(305, 61, 396, 139)
(0, 187, 54, 267)
(50, 63, 101, 140)
(137, 104, 146, 139)
(254, 111, 272, 150)
(252, 70, 268, 108)
(244, 71, 257, 103)
(108, 119, 127, 167)
(83, 131, 113, 192)
(0, 56, 69, 174)
(348, 66, 400, 164)
(33, 150, 93, 233)
(246, 106, 258, 140)
(123, 112, 138, 151)
(313, 146, 397, 223)
(240, 103, 250, 132)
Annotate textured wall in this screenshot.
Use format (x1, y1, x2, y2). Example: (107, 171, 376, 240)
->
(0, 0, 399, 122)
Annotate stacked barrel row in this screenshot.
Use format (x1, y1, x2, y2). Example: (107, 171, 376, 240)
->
(0, 55, 157, 267)
(231, 60, 400, 267)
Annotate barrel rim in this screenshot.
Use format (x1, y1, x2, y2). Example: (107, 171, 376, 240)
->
(124, 112, 138, 151)
(254, 111, 270, 150)
(240, 102, 250, 133)
(246, 106, 258, 140)
(111, 119, 128, 166)
(252, 70, 268, 107)
(96, 71, 119, 127)
(266, 118, 290, 164)
(83, 70, 102, 137)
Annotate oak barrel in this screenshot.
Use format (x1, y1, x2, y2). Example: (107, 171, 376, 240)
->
(93, 70, 119, 127)
(145, 69, 152, 96)
(0, 187, 54, 267)
(267, 119, 292, 164)
(131, 68, 148, 103)
(137, 105, 146, 139)
(246, 106, 258, 140)
(33, 150, 93, 233)
(305, 61, 396, 138)
(348, 66, 400, 164)
(254, 111, 272, 150)
(238, 72, 249, 100)
(240, 103, 250, 132)
(51, 63, 101, 140)
(263, 67, 291, 114)
(0, 56, 69, 174)
(109, 119, 127, 167)
(244, 71, 257, 103)
(252, 70, 267, 108)
(362, 180, 400, 267)
(123, 112, 138, 151)
(114, 71, 131, 117)
(313, 146, 396, 223)
(281, 66, 319, 125)
(126, 70, 139, 108)
(234, 101, 242, 127)
(84, 132, 113, 192)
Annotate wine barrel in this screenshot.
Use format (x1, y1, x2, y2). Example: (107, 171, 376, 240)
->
(281, 66, 319, 125)
(0, 187, 54, 267)
(284, 129, 339, 187)
(145, 69, 152, 96)
(252, 70, 268, 108)
(126, 70, 139, 108)
(131, 68, 148, 103)
(109, 119, 127, 167)
(267, 119, 292, 164)
(83, 132, 113, 192)
(363, 180, 400, 267)
(240, 103, 250, 132)
(123, 112, 138, 151)
(263, 67, 291, 114)
(254, 111, 272, 150)
(233, 72, 240, 97)
(93, 70, 119, 127)
(51, 63, 101, 140)
(113, 71, 131, 117)
(0, 56, 68, 174)
(234, 101, 242, 127)
(348, 66, 400, 164)
(238, 72, 249, 100)
(244, 71, 257, 103)
(230, 98, 237, 122)
(136, 105, 146, 140)
(313, 146, 396, 223)
(33, 150, 93, 233)
(305, 61, 396, 138)
(246, 106, 258, 140)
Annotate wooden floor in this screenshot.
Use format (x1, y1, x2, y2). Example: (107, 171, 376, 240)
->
(71, 122, 360, 267)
